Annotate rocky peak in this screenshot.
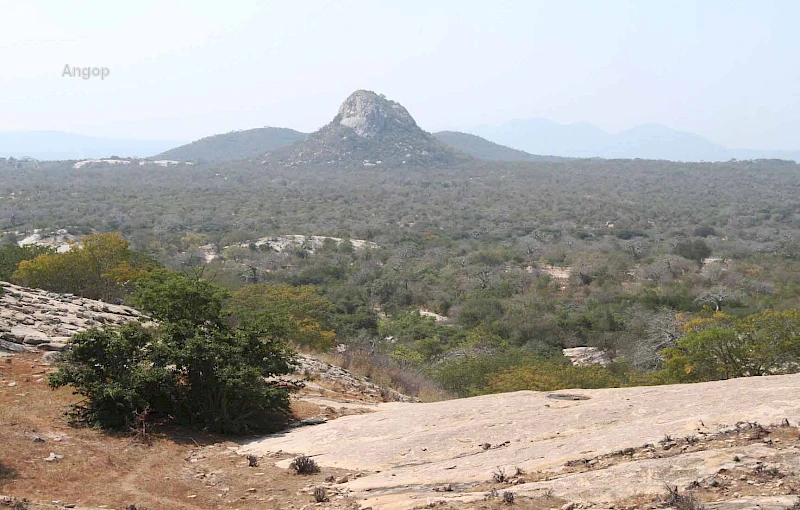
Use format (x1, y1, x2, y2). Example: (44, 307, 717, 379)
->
(264, 90, 470, 169)
(334, 90, 417, 138)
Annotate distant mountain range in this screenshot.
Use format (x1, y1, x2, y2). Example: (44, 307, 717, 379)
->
(152, 123, 556, 165)
(0, 131, 182, 160)
(472, 119, 800, 162)
(3, 105, 799, 163)
(152, 93, 564, 166)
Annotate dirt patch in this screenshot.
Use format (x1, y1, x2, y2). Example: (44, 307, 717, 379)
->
(0, 353, 360, 510)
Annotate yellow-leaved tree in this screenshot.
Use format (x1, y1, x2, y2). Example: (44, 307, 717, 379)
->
(228, 283, 336, 351)
(13, 232, 152, 301)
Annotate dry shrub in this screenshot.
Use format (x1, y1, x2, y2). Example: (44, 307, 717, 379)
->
(493, 467, 508, 483)
(0, 462, 18, 481)
(323, 348, 450, 402)
(0, 497, 28, 510)
(663, 484, 704, 510)
(129, 407, 152, 446)
(290, 455, 320, 475)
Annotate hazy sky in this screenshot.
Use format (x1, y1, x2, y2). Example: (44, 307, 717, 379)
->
(1, 0, 798, 149)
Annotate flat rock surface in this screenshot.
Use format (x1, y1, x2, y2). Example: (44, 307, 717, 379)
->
(241, 374, 800, 509)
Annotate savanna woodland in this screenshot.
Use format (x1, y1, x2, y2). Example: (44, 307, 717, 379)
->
(2, 155, 800, 433)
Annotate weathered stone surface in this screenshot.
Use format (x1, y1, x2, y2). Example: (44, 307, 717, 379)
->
(336, 90, 417, 139)
(562, 346, 610, 367)
(0, 338, 30, 352)
(0, 281, 144, 355)
(40, 351, 63, 363)
(290, 354, 418, 404)
(241, 373, 800, 509)
(38, 342, 68, 352)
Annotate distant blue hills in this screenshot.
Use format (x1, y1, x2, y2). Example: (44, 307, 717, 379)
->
(0, 131, 184, 160)
(472, 118, 800, 162)
(2, 121, 798, 163)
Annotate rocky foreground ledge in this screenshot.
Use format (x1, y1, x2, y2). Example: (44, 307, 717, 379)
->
(241, 373, 800, 510)
(0, 281, 142, 354)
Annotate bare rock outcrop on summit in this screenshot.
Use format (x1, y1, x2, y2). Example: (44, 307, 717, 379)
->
(0, 281, 142, 354)
(336, 90, 418, 138)
(264, 90, 469, 169)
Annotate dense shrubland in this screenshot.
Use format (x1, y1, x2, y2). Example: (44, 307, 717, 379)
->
(2, 156, 800, 401)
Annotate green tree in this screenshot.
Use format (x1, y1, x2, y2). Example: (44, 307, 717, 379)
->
(673, 239, 712, 264)
(51, 269, 294, 434)
(228, 283, 336, 351)
(0, 244, 54, 282)
(127, 267, 229, 326)
(662, 309, 800, 381)
(48, 323, 178, 428)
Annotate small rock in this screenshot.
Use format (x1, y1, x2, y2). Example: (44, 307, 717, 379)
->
(41, 351, 63, 364)
(44, 452, 63, 462)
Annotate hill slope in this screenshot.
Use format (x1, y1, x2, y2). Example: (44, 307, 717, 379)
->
(433, 130, 565, 162)
(152, 127, 307, 163)
(265, 90, 470, 169)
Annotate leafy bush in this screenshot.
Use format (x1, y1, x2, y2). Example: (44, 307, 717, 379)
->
(50, 269, 294, 434)
(488, 360, 623, 393)
(228, 283, 336, 350)
(673, 239, 712, 264)
(662, 309, 800, 381)
(0, 244, 54, 282)
(49, 323, 177, 428)
(127, 267, 229, 326)
(434, 350, 523, 397)
(693, 226, 718, 238)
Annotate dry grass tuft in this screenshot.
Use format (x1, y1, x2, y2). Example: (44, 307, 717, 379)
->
(290, 455, 320, 475)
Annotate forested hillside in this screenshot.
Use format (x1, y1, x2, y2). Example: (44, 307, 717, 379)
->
(2, 155, 800, 396)
(153, 127, 307, 163)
